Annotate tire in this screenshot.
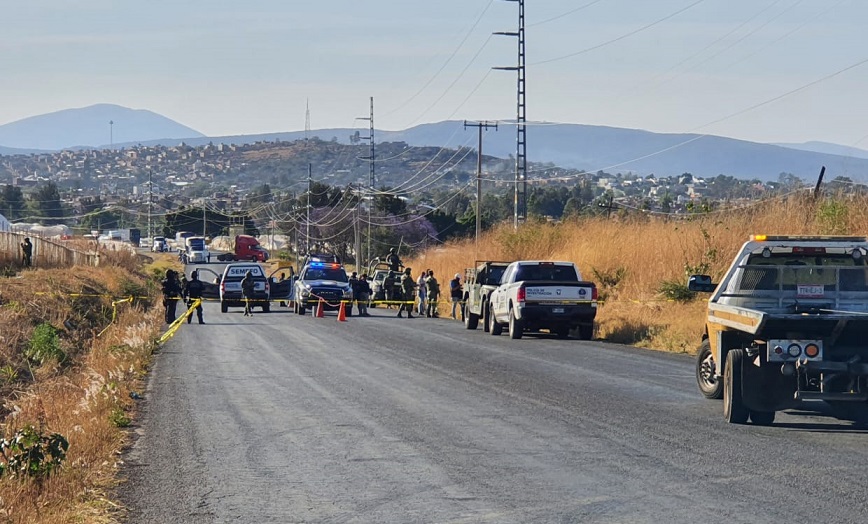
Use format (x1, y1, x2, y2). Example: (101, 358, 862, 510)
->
(696, 339, 723, 399)
(578, 324, 593, 341)
(482, 299, 490, 333)
(749, 410, 776, 426)
(345, 304, 353, 317)
(723, 348, 750, 424)
(465, 309, 479, 330)
(554, 326, 570, 339)
(262, 303, 270, 313)
(488, 305, 502, 336)
(298, 304, 306, 316)
(508, 307, 523, 339)
(221, 301, 228, 313)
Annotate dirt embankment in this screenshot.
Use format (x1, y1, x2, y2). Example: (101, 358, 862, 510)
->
(0, 250, 171, 523)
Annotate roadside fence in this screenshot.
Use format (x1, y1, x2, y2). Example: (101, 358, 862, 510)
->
(0, 231, 100, 268)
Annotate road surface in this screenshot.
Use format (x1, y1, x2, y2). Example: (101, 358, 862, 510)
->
(119, 261, 868, 523)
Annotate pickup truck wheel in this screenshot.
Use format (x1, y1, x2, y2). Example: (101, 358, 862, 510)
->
(298, 304, 306, 316)
(578, 324, 593, 341)
(482, 299, 490, 332)
(749, 410, 775, 426)
(696, 339, 723, 399)
(723, 349, 750, 424)
(508, 307, 523, 339)
(488, 305, 502, 336)
(465, 309, 479, 330)
(220, 301, 228, 313)
(262, 303, 270, 313)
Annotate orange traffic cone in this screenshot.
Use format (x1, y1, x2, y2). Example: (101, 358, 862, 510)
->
(315, 298, 325, 318)
(337, 301, 347, 322)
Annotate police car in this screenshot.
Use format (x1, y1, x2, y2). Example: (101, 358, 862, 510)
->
(293, 257, 353, 316)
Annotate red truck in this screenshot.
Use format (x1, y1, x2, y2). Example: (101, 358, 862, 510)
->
(215, 235, 270, 262)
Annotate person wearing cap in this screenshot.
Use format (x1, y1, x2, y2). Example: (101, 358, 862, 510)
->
(241, 270, 256, 316)
(450, 272, 463, 320)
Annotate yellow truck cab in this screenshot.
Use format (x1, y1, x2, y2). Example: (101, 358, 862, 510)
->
(689, 235, 868, 424)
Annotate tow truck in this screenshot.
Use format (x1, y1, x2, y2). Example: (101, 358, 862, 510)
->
(689, 235, 868, 424)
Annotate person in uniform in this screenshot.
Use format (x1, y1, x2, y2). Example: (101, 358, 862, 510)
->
(161, 269, 182, 323)
(426, 270, 441, 318)
(385, 248, 403, 272)
(356, 273, 372, 316)
(184, 270, 205, 324)
(241, 270, 256, 316)
(20, 237, 33, 267)
(383, 271, 396, 308)
(397, 267, 416, 318)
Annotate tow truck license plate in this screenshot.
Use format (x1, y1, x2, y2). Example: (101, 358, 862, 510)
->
(553, 307, 564, 314)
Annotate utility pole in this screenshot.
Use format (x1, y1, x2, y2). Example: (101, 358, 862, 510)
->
(147, 169, 152, 241)
(464, 120, 497, 252)
(202, 199, 207, 237)
(306, 163, 312, 254)
(494, 0, 527, 229)
(357, 97, 375, 263)
(305, 99, 311, 141)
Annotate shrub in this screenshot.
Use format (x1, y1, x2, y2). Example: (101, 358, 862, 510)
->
(26, 323, 66, 364)
(0, 426, 69, 480)
(109, 408, 131, 428)
(657, 280, 696, 303)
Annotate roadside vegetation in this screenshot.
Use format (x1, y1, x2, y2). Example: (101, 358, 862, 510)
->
(408, 192, 866, 352)
(0, 249, 169, 523)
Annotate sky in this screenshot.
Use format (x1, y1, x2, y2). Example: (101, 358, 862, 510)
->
(2, 0, 868, 147)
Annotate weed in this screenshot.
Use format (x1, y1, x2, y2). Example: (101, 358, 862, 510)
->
(0, 365, 18, 384)
(816, 198, 849, 235)
(108, 408, 131, 428)
(0, 426, 69, 480)
(591, 266, 627, 303)
(26, 323, 66, 365)
(1, 266, 16, 278)
(657, 280, 696, 302)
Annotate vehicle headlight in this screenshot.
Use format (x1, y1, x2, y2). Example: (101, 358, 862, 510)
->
(343, 288, 353, 297)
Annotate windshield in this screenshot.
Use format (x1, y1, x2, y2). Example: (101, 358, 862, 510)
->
(304, 268, 348, 282)
(188, 239, 205, 250)
(739, 253, 867, 292)
(514, 264, 578, 282)
(486, 266, 507, 285)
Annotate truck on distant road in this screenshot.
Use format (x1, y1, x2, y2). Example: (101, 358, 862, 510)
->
(182, 236, 209, 264)
(215, 235, 269, 262)
(463, 261, 510, 332)
(488, 261, 597, 340)
(689, 234, 868, 425)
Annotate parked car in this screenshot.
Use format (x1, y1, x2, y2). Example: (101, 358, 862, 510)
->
(152, 236, 168, 252)
(219, 263, 270, 313)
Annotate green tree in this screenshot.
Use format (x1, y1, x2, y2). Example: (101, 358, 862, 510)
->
(0, 185, 26, 220)
(29, 181, 66, 224)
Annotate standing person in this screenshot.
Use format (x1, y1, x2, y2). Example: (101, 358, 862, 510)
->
(416, 270, 428, 316)
(278, 272, 288, 307)
(20, 237, 33, 267)
(161, 269, 182, 324)
(348, 271, 359, 313)
(356, 273, 372, 316)
(450, 273, 464, 320)
(383, 271, 396, 309)
(426, 270, 440, 318)
(241, 270, 256, 317)
(397, 267, 416, 318)
(184, 270, 205, 324)
(385, 248, 403, 272)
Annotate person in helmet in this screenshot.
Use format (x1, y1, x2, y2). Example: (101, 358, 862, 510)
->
(385, 247, 403, 272)
(161, 269, 183, 323)
(184, 270, 205, 324)
(241, 270, 256, 316)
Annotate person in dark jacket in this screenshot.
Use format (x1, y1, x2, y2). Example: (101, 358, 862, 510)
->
(450, 273, 463, 320)
(356, 273, 372, 316)
(184, 270, 205, 324)
(397, 267, 416, 318)
(385, 248, 403, 272)
(241, 270, 256, 316)
(20, 237, 33, 267)
(161, 269, 183, 323)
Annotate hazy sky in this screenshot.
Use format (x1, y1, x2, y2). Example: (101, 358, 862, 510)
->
(2, 0, 867, 146)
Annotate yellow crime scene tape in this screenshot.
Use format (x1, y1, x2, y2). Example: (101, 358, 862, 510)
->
(157, 299, 202, 344)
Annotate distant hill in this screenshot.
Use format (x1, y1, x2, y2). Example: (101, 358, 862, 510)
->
(0, 104, 204, 150)
(771, 141, 868, 161)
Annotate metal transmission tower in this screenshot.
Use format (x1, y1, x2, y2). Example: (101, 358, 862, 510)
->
(464, 120, 497, 251)
(357, 97, 375, 262)
(493, 0, 527, 229)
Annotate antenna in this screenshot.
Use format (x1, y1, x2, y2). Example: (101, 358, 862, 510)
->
(305, 99, 311, 141)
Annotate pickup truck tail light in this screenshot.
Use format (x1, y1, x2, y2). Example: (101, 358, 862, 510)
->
(592, 287, 598, 300)
(220, 281, 225, 294)
(517, 286, 526, 303)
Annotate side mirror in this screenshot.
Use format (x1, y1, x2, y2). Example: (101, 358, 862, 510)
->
(688, 274, 717, 293)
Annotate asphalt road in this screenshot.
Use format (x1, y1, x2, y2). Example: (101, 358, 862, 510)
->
(119, 261, 868, 523)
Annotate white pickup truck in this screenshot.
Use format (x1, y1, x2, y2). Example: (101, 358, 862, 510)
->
(488, 261, 597, 340)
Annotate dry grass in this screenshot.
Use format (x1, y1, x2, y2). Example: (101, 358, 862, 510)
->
(407, 193, 868, 352)
(0, 258, 165, 523)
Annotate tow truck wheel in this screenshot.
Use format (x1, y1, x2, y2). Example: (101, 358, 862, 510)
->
(482, 299, 490, 332)
(489, 305, 502, 336)
(508, 307, 523, 339)
(723, 349, 750, 424)
(298, 304, 306, 315)
(749, 410, 775, 426)
(696, 339, 724, 399)
(220, 301, 228, 313)
(465, 308, 479, 330)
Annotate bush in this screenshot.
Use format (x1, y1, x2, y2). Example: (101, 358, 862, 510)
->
(26, 323, 66, 364)
(657, 280, 697, 303)
(0, 426, 69, 480)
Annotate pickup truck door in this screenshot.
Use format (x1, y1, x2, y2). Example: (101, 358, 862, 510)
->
(489, 264, 516, 320)
(194, 268, 221, 299)
(268, 268, 294, 301)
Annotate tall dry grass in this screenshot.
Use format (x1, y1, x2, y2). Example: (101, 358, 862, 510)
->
(408, 193, 868, 352)
(0, 259, 166, 523)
